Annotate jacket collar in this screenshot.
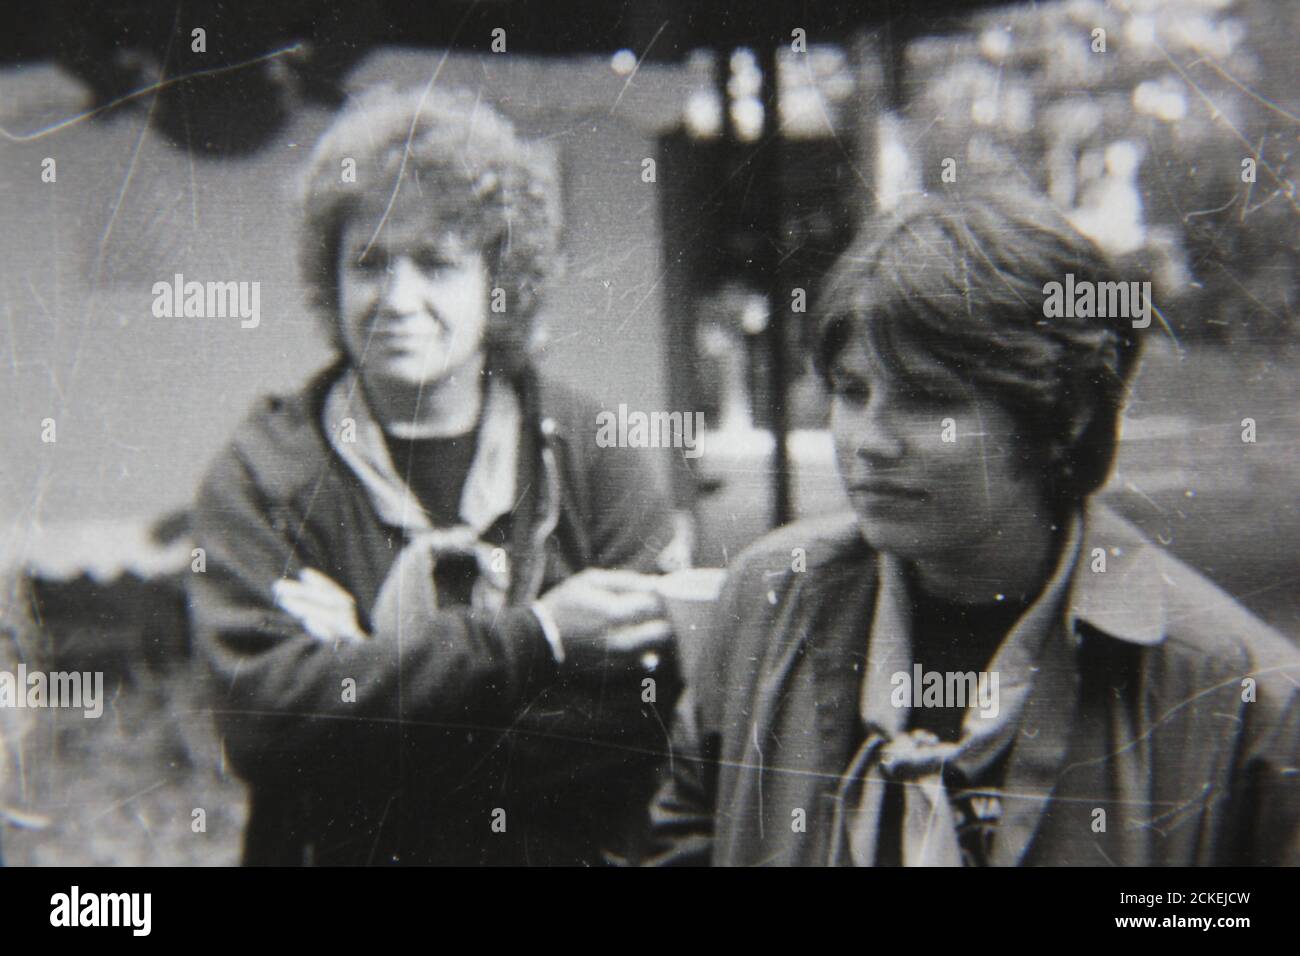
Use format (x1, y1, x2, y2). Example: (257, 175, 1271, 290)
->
(1065, 503, 1168, 646)
(797, 500, 1167, 867)
(229, 358, 350, 506)
(238, 359, 543, 517)
(864, 510, 1085, 738)
(822, 500, 1168, 650)
(322, 366, 521, 535)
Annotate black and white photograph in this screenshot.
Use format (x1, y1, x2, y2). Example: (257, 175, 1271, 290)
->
(0, 0, 1295, 916)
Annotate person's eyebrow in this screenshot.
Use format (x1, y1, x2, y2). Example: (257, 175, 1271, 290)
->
(415, 243, 458, 261)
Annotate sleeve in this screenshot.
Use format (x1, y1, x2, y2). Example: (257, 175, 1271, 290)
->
(643, 685, 718, 866)
(1225, 662, 1300, 866)
(643, 555, 753, 866)
(188, 444, 560, 780)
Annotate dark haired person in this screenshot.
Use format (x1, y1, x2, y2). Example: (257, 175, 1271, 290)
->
(190, 87, 682, 865)
(649, 189, 1299, 866)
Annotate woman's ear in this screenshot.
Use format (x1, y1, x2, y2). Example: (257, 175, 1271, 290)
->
(1055, 390, 1130, 502)
(1041, 396, 1096, 484)
(1064, 403, 1096, 450)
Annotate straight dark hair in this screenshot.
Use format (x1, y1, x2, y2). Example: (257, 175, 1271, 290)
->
(816, 188, 1145, 506)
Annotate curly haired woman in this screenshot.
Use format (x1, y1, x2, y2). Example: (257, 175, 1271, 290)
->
(190, 87, 683, 866)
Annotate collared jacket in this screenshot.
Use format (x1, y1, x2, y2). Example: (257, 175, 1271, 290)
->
(190, 361, 681, 865)
(648, 505, 1300, 866)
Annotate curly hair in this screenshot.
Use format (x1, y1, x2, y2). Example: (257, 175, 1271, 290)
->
(815, 187, 1146, 508)
(298, 85, 562, 377)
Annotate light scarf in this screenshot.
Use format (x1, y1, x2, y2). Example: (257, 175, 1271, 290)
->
(323, 370, 523, 630)
(828, 517, 1083, 866)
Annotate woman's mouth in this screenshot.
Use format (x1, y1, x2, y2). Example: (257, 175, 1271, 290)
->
(849, 479, 928, 501)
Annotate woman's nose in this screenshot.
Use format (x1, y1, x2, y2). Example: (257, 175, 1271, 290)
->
(850, 401, 906, 461)
(379, 257, 424, 314)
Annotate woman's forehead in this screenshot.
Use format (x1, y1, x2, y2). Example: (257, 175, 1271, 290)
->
(343, 197, 477, 254)
(832, 333, 967, 393)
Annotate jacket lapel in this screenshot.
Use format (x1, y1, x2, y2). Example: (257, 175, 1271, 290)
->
(723, 532, 878, 866)
(809, 555, 880, 768)
(988, 619, 1083, 866)
(782, 551, 879, 864)
(991, 505, 1173, 866)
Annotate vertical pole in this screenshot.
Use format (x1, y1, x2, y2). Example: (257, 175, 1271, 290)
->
(755, 44, 792, 527)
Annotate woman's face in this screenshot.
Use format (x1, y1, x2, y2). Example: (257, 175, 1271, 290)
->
(829, 336, 1049, 562)
(337, 200, 489, 391)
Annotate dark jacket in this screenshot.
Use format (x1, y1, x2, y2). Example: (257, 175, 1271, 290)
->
(649, 506, 1300, 866)
(190, 362, 681, 865)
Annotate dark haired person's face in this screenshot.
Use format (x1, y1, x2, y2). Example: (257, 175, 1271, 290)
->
(337, 203, 489, 391)
(829, 337, 1048, 562)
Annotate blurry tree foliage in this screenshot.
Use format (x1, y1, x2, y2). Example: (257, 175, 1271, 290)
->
(902, 0, 1296, 343)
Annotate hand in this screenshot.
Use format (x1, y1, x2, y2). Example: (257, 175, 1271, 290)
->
(272, 568, 367, 644)
(535, 569, 671, 667)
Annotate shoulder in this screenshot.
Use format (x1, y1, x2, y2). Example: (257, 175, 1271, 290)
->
(725, 511, 870, 590)
(1155, 548, 1298, 684)
(1121, 522, 1300, 780)
(531, 374, 604, 442)
(529, 373, 668, 496)
(199, 363, 341, 507)
(710, 513, 869, 648)
(1083, 505, 1298, 696)
(690, 512, 871, 726)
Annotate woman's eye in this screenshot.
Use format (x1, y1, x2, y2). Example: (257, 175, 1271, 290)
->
(414, 251, 452, 273)
(830, 379, 870, 404)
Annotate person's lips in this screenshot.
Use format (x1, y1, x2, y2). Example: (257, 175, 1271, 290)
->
(371, 331, 420, 355)
(370, 306, 447, 336)
(848, 479, 928, 501)
(369, 319, 444, 350)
